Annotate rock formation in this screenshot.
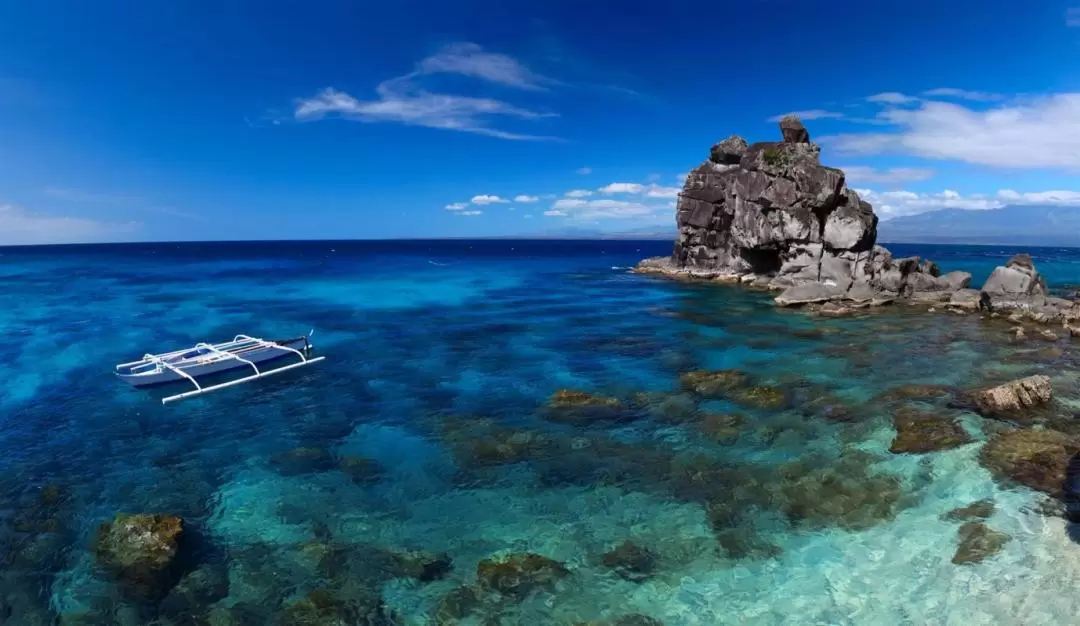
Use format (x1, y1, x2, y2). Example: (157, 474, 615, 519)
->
(636, 117, 1080, 321)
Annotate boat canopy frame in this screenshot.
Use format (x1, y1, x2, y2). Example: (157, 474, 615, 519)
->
(115, 334, 326, 404)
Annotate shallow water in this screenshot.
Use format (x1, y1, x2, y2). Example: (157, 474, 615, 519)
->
(2, 240, 1080, 625)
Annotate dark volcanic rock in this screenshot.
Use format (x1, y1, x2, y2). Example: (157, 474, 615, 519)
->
(952, 522, 1010, 565)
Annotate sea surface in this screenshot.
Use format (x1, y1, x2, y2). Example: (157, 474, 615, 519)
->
(3, 239, 1080, 625)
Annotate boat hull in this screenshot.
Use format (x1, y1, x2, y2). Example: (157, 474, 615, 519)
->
(116, 338, 310, 388)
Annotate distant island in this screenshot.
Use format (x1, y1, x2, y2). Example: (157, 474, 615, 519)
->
(878, 205, 1080, 246)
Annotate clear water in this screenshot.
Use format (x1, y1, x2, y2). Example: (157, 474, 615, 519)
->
(3, 240, 1080, 625)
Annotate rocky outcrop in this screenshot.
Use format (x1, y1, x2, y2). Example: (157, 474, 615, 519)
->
(974, 375, 1052, 415)
(635, 118, 1078, 318)
(952, 522, 1010, 565)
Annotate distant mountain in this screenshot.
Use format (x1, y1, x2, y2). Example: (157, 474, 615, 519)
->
(879, 205, 1080, 246)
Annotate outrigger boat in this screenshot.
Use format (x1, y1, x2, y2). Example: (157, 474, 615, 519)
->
(115, 333, 326, 404)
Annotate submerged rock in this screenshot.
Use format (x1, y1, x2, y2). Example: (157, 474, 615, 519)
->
(384, 549, 453, 582)
(729, 385, 787, 410)
(269, 447, 337, 476)
(94, 513, 185, 599)
(980, 428, 1080, 498)
(952, 522, 1010, 565)
(475, 552, 569, 597)
(337, 455, 384, 484)
(679, 369, 748, 398)
(696, 413, 746, 444)
(600, 540, 658, 582)
(942, 499, 995, 521)
(576, 616, 666, 626)
(543, 389, 625, 424)
(281, 587, 387, 626)
(889, 408, 972, 454)
(160, 563, 229, 619)
(974, 375, 1053, 415)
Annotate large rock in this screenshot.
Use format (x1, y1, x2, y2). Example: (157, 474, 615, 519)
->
(982, 253, 1047, 302)
(654, 119, 964, 308)
(979, 428, 1080, 498)
(974, 375, 1052, 415)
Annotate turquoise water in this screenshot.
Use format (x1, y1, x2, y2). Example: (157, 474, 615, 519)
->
(3, 240, 1080, 625)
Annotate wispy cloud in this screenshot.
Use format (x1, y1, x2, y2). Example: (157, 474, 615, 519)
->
(0, 204, 139, 246)
(513, 195, 539, 203)
(840, 166, 935, 185)
(766, 109, 844, 122)
(921, 88, 1003, 102)
(599, 182, 644, 194)
(416, 42, 553, 90)
(444, 202, 468, 211)
(1067, 7, 1080, 26)
(565, 189, 593, 198)
(866, 92, 919, 105)
(471, 194, 509, 205)
(294, 43, 560, 141)
(822, 93, 1080, 169)
(457, 210, 483, 216)
(576, 167, 592, 175)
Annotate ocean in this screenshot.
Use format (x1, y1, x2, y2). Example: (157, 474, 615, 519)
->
(3, 239, 1080, 625)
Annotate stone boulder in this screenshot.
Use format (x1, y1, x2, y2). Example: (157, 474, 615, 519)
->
(779, 114, 811, 143)
(710, 135, 749, 165)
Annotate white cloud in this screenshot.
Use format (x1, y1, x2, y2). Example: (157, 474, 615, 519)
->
(548, 197, 671, 220)
(866, 92, 919, 104)
(997, 189, 1080, 205)
(524, 214, 534, 219)
(471, 194, 508, 205)
(599, 182, 644, 194)
(1067, 7, 1080, 26)
(0, 204, 139, 246)
(553, 199, 587, 210)
(458, 210, 483, 216)
(416, 42, 551, 90)
(565, 189, 593, 198)
(822, 94, 1080, 169)
(293, 43, 559, 141)
(576, 167, 592, 175)
(858, 189, 1002, 217)
(644, 184, 681, 198)
(513, 195, 539, 203)
(766, 109, 844, 122)
(857, 187, 1080, 218)
(445, 202, 468, 210)
(840, 166, 935, 184)
(922, 88, 1002, 102)
(544, 209, 567, 216)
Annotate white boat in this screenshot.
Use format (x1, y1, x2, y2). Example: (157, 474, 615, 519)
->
(115, 333, 326, 404)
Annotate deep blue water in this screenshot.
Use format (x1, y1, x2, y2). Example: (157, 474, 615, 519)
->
(3, 239, 1080, 625)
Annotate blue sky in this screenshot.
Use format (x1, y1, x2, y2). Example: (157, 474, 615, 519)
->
(2, 0, 1080, 244)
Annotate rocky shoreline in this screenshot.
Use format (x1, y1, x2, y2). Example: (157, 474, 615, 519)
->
(636, 116, 1080, 328)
